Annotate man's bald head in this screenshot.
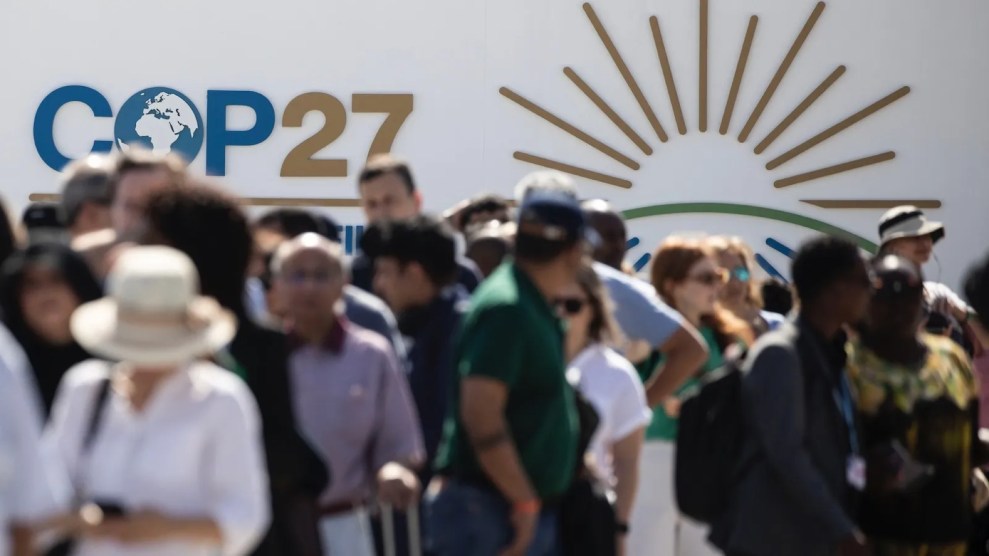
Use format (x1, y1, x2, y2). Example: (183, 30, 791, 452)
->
(581, 199, 627, 270)
(271, 232, 347, 279)
(271, 233, 347, 324)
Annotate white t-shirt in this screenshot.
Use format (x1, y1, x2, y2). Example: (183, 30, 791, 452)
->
(569, 344, 652, 482)
(45, 360, 270, 556)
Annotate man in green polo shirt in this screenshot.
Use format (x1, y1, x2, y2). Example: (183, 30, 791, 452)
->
(427, 175, 590, 556)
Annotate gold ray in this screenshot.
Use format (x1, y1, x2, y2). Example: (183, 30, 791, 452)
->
(801, 199, 941, 209)
(766, 87, 909, 170)
(650, 16, 687, 134)
(754, 65, 845, 154)
(514, 151, 633, 189)
(720, 16, 758, 135)
(699, 0, 709, 132)
(738, 2, 826, 143)
(583, 3, 669, 142)
(500, 87, 640, 170)
(564, 67, 653, 155)
(773, 151, 895, 188)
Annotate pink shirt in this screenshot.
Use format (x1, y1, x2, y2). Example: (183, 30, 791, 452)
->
(289, 321, 424, 506)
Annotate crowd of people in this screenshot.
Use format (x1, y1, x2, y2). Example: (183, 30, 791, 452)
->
(1, 147, 989, 556)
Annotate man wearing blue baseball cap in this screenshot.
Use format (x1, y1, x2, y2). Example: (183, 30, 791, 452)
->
(427, 174, 591, 556)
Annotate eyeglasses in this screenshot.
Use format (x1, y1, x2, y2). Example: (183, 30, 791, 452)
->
(553, 297, 586, 315)
(728, 266, 751, 283)
(688, 270, 728, 286)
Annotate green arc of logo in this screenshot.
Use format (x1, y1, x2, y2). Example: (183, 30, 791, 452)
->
(621, 203, 878, 253)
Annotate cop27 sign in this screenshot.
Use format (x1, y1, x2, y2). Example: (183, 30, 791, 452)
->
(34, 87, 413, 177)
(6, 0, 989, 285)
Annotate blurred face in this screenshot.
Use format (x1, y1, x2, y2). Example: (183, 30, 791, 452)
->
(556, 281, 593, 354)
(827, 259, 873, 326)
(884, 235, 934, 266)
(19, 265, 79, 345)
(252, 227, 288, 278)
(373, 257, 430, 314)
(867, 288, 923, 338)
(716, 250, 750, 305)
(359, 172, 420, 224)
(466, 236, 508, 278)
(111, 168, 174, 236)
(275, 248, 344, 323)
(670, 257, 726, 320)
(73, 202, 112, 237)
(586, 211, 627, 270)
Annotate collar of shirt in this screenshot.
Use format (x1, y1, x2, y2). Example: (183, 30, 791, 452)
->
(397, 285, 468, 338)
(287, 316, 349, 354)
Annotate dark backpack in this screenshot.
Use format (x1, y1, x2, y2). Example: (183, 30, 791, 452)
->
(674, 354, 746, 524)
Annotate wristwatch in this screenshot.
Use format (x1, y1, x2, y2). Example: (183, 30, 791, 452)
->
(615, 521, 630, 535)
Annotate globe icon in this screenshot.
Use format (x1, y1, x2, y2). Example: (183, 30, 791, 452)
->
(113, 87, 203, 162)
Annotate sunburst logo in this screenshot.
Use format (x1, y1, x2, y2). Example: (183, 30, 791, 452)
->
(500, 1, 939, 276)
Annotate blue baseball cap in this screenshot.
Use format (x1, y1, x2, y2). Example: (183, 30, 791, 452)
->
(515, 189, 599, 246)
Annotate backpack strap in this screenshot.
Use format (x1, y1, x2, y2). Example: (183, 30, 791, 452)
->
(82, 376, 112, 453)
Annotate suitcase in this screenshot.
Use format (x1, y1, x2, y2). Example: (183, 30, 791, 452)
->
(378, 503, 422, 556)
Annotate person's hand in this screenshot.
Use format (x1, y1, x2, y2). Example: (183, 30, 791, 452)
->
(499, 504, 538, 556)
(85, 510, 172, 544)
(615, 534, 627, 556)
(973, 468, 989, 512)
(377, 462, 421, 510)
(662, 397, 682, 418)
(837, 530, 869, 556)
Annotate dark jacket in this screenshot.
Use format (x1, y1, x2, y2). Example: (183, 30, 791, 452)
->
(226, 318, 329, 556)
(398, 285, 468, 480)
(711, 318, 857, 556)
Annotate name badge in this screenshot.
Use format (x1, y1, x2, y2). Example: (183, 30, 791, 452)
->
(847, 455, 866, 491)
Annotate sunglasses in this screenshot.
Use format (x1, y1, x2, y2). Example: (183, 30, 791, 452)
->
(688, 270, 728, 286)
(728, 266, 751, 283)
(553, 297, 586, 315)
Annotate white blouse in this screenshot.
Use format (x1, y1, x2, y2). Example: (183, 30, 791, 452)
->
(0, 324, 66, 556)
(45, 360, 270, 556)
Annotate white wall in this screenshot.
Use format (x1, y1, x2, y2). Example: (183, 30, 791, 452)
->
(1, 0, 987, 288)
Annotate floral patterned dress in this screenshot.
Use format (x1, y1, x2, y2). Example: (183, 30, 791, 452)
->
(847, 334, 979, 556)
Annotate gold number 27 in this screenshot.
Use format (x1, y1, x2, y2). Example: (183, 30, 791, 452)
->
(281, 93, 413, 177)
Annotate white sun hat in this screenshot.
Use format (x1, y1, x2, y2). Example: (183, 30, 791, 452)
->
(878, 205, 945, 247)
(70, 245, 236, 366)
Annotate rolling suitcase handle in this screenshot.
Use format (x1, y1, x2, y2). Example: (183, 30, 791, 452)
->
(379, 502, 422, 556)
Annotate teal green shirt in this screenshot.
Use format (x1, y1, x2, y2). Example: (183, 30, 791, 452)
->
(435, 263, 578, 499)
(639, 326, 723, 441)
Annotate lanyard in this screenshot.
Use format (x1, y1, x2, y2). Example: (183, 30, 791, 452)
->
(832, 372, 859, 455)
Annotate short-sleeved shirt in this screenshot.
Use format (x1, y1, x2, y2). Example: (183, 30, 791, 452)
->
(569, 344, 651, 481)
(641, 326, 724, 441)
(594, 262, 683, 348)
(289, 320, 424, 506)
(435, 263, 578, 500)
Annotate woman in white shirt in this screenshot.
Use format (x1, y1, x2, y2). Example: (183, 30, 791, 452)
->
(42, 246, 269, 556)
(558, 265, 652, 556)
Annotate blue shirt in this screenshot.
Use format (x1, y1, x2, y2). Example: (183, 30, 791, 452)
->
(594, 262, 684, 348)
